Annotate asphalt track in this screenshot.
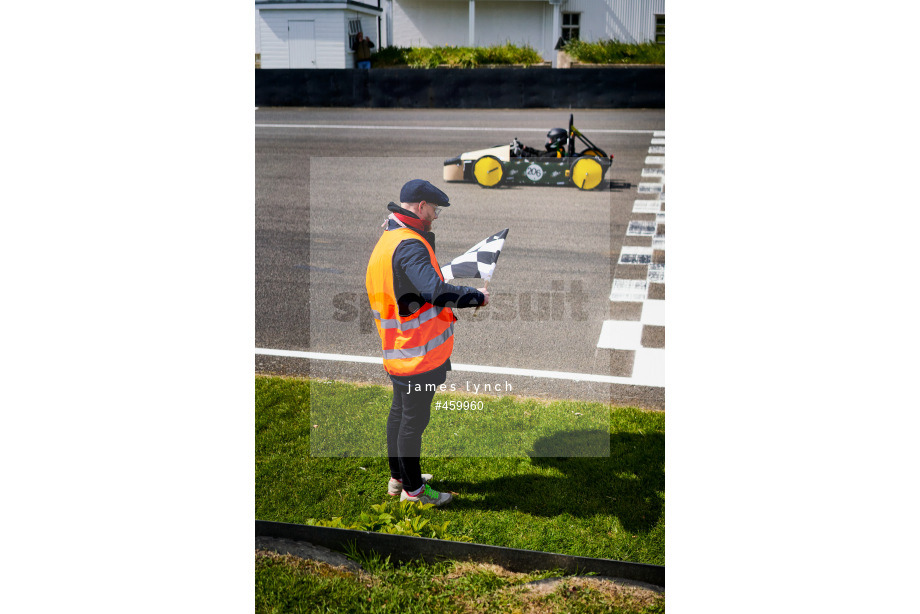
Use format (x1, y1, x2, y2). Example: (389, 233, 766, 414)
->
(255, 108, 665, 409)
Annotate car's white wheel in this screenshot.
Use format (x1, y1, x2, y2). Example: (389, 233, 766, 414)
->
(473, 155, 504, 188)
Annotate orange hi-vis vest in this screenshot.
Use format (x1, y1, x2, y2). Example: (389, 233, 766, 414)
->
(366, 227, 457, 376)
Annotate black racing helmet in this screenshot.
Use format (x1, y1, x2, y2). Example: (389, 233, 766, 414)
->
(546, 127, 568, 151)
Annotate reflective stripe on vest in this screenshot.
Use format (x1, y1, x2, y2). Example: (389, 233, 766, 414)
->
(371, 304, 446, 332)
(381, 322, 454, 360)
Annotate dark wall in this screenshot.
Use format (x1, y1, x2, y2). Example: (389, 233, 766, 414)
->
(255, 67, 664, 108)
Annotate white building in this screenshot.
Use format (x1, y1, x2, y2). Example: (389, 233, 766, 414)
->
(256, 0, 383, 69)
(256, 0, 664, 68)
(393, 0, 664, 61)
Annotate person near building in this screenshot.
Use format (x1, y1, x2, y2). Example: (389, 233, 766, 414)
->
(365, 179, 489, 507)
(351, 32, 375, 69)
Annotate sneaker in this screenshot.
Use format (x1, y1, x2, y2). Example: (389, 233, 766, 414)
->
(400, 483, 453, 507)
(387, 473, 433, 496)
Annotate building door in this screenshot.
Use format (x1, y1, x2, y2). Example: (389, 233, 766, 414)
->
(288, 20, 316, 68)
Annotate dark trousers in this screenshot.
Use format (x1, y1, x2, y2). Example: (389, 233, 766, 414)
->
(386, 382, 435, 493)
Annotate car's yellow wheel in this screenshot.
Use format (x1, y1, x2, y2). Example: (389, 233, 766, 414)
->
(579, 149, 605, 158)
(571, 158, 604, 190)
(473, 155, 504, 188)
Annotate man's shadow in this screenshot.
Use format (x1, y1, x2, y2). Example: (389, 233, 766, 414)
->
(446, 429, 664, 534)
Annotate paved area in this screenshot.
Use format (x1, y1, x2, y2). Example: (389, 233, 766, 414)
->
(256, 536, 363, 572)
(256, 108, 665, 409)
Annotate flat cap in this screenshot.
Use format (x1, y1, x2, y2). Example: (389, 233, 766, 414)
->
(400, 179, 451, 207)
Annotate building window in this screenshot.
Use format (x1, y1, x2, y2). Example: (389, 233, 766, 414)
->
(348, 19, 362, 48)
(655, 14, 665, 44)
(562, 13, 580, 41)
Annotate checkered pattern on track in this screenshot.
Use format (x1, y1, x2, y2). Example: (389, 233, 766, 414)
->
(596, 132, 665, 388)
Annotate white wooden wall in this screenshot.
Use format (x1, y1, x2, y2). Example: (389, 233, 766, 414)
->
(256, 8, 262, 53)
(255, 1, 665, 67)
(393, 0, 470, 48)
(391, 0, 665, 61)
(259, 9, 348, 69)
(474, 1, 551, 52)
(566, 0, 665, 44)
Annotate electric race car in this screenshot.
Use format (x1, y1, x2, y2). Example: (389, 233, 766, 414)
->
(443, 114, 613, 190)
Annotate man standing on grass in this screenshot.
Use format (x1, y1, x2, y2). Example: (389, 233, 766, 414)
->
(366, 179, 489, 507)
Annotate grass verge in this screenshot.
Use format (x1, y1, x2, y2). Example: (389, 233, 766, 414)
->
(308, 378, 610, 458)
(256, 376, 664, 566)
(255, 550, 664, 614)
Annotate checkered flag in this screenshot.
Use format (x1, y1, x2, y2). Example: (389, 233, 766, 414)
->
(440, 229, 509, 281)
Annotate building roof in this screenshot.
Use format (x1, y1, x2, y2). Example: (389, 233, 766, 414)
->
(255, 0, 382, 10)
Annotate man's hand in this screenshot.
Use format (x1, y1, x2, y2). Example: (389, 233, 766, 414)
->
(478, 288, 490, 306)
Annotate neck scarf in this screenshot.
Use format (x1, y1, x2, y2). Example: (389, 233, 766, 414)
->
(382, 203, 431, 232)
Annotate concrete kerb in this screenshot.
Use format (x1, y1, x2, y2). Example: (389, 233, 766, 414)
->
(255, 519, 665, 588)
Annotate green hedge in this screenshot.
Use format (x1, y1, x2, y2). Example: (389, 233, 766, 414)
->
(372, 42, 544, 68)
(370, 40, 664, 68)
(563, 39, 665, 65)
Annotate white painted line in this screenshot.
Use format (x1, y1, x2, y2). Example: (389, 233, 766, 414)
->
(255, 123, 658, 134)
(597, 321, 643, 350)
(641, 168, 665, 178)
(609, 279, 649, 302)
(641, 300, 665, 326)
(254, 347, 658, 386)
(632, 348, 665, 387)
(647, 263, 665, 283)
(648, 146, 665, 154)
(653, 131, 665, 137)
(619, 246, 653, 265)
(650, 138, 665, 145)
(257, 348, 381, 364)
(449, 363, 639, 385)
(644, 156, 665, 165)
(656, 212, 665, 224)
(627, 220, 657, 237)
(638, 183, 664, 194)
(633, 200, 662, 214)
(652, 235, 665, 251)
